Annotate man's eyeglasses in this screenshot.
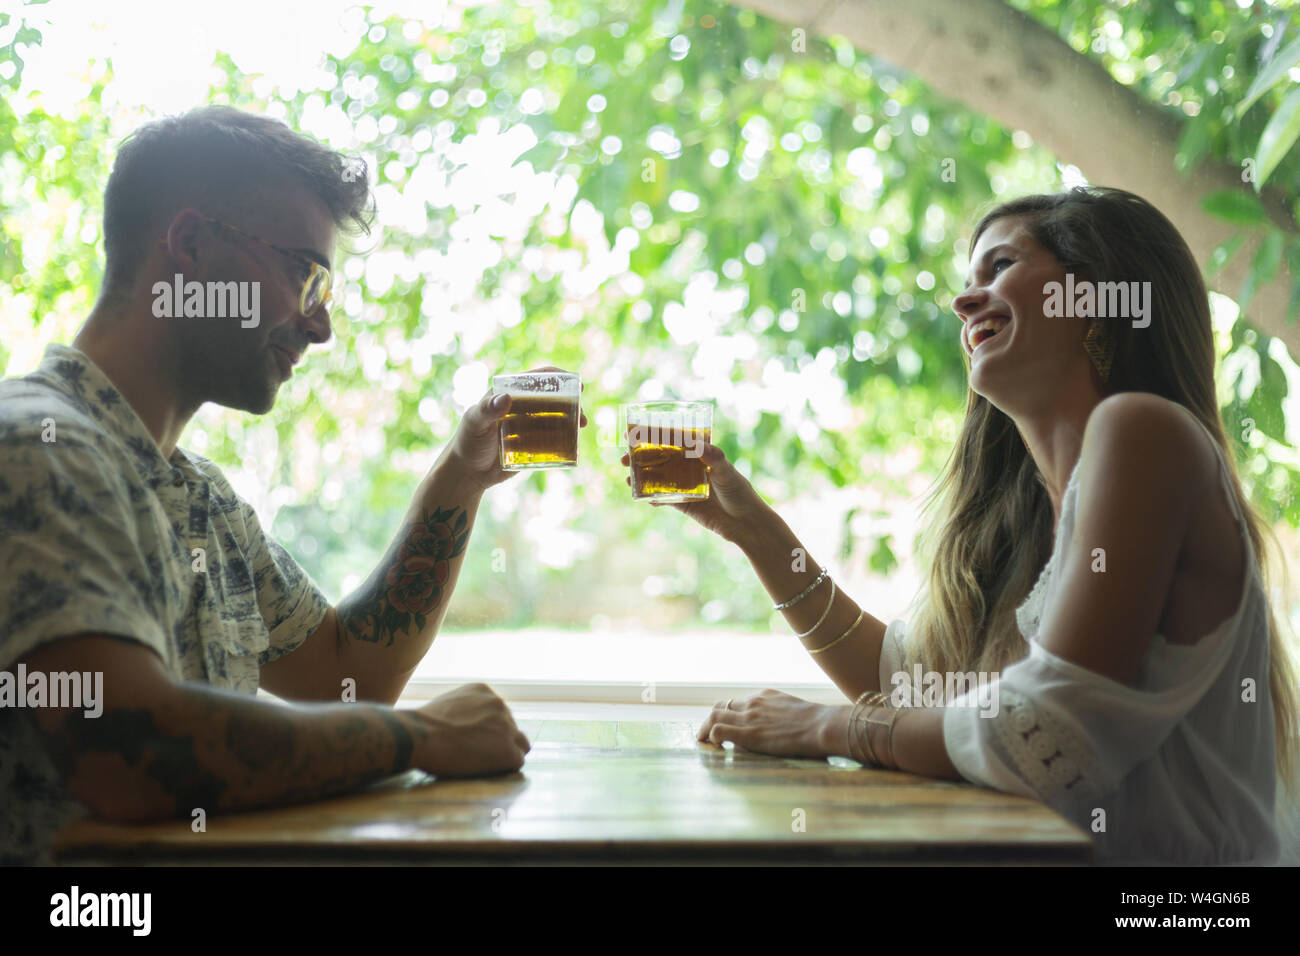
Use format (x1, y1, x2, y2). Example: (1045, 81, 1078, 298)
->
(181, 216, 333, 317)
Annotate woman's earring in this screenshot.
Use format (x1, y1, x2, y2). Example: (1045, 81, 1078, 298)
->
(1083, 321, 1114, 383)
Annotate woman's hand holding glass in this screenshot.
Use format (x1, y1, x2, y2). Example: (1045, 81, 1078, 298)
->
(619, 441, 770, 546)
(622, 440, 865, 760)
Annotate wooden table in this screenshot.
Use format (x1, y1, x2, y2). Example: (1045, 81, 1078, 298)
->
(54, 719, 1093, 864)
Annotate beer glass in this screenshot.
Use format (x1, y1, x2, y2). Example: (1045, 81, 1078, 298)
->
(494, 371, 581, 470)
(623, 401, 712, 502)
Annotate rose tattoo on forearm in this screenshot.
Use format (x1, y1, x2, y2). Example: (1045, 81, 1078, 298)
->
(338, 506, 470, 646)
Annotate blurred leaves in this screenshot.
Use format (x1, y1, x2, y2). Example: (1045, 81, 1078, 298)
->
(2, 0, 1298, 633)
(1203, 189, 1270, 226)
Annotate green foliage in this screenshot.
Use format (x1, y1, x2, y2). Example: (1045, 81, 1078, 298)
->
(1203, 189, 1269, 225)
(2, 0, 1298, 634)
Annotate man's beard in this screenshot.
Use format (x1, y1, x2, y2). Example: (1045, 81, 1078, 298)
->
(171, 326, 280, 415)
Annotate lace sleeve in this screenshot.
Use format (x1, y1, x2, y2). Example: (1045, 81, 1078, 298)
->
(941, 637, 1233, 818)
(944, 677, 1102, 813)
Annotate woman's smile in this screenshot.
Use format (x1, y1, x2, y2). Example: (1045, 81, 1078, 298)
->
(965, 313, 1012, 353)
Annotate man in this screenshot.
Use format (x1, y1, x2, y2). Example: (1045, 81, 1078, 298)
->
(0, 105, 581, 864)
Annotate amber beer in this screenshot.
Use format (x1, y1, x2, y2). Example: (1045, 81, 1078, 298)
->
(494, 371, 580, 469)
(624, 402, 712, 502)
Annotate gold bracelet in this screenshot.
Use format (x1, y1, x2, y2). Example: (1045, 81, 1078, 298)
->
(793, 579, 837, 639)
(847, 691, 879, 762)
(807, 608, 865, 655)
(848, 691, 889, 764)
(846, 711, 862, 763)
(861, 702, 896, 766)
(845, 692, 864, 762)
(850, 691, 888, 734)
(851, 691, 889, 722)
(855, 715, 874, 764)
(884, 705, 906, 769)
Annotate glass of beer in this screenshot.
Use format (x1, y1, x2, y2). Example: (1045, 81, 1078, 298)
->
(494, 371, 581, 470)
(624, 401, 712, 502)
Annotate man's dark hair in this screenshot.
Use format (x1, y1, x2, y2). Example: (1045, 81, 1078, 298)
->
(99, 105, 374, 306)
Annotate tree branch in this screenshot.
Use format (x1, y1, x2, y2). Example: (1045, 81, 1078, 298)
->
(730, 0, 1300, 356)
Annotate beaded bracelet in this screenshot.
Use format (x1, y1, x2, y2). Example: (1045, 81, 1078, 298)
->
(773, 566, 829, 611)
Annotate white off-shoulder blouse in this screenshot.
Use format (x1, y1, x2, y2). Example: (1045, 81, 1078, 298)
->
(878, 406, 1280, 865)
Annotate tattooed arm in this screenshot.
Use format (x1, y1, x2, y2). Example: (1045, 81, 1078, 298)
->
(326, 461, 485, 704)
(22, 636, 528, 823)
(262, 370, 586, 706)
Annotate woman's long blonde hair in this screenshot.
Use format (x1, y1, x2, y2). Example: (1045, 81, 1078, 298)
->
(905, 185, 1299, 792)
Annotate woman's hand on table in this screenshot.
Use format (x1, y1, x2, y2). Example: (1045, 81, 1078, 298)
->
(696, 689, 850, 759)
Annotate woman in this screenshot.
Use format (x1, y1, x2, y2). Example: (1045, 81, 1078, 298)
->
(624, 186, 1298, 865)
